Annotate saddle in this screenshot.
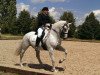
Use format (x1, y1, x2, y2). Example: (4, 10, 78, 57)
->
(35, 23, 51, 50)
(41, 29, 51, 50)
(35, 28, 50, 50)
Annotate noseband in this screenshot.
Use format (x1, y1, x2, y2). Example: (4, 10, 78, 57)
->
(62, 24, 69, 34)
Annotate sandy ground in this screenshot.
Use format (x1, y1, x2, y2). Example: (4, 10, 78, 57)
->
(0, 40, 100, 75)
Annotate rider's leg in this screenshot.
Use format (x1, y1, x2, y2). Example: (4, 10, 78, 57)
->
(35, 28, 43, 51)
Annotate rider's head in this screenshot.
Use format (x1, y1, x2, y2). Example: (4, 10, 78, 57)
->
(42, 7, 49, 15)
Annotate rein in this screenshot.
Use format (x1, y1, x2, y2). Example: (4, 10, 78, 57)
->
(52, 28, 59, 34)
(43, 27, 58, 43)
(52, 28, 68, 35)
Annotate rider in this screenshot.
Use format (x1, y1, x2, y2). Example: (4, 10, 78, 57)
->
(35, 7, 52, 51)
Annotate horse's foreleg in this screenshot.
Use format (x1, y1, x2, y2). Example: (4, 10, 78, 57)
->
(49, 48, 57, 72)
(58, 45, 67, 63)
(36, 50, 43, 65)
(57, 45, 67, 71)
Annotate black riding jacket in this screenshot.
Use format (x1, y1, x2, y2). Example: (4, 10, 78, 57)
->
(37, 13, 52, 28)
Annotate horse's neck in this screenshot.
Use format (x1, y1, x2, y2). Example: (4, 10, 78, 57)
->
(52, 25, 61, 33)
(51, 27, 61, 44)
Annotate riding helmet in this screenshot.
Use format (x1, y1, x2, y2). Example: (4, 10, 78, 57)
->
(42, 7, 49, 11)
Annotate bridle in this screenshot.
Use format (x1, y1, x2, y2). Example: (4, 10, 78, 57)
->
(44, 23, 69, 42)
(61, 24, 69, 35)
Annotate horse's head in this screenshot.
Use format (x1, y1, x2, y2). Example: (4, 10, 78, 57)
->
(60, 21, 71, 39)
(52, 21, 71, 39)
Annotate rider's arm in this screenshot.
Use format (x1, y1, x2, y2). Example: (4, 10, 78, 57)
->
(38, 14, 45, 26)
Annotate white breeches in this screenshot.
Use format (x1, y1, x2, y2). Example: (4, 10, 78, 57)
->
(37, 28, 43, 38)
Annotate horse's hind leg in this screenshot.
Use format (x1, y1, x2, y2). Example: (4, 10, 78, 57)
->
(20, 42, 29, 67)
(20, 49, 25, 67)
(36, 50, 43, 65)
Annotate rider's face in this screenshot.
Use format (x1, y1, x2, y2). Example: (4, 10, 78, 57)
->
(43, 10, 49, 15)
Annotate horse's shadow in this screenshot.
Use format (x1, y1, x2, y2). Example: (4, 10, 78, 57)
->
(15, 63, 64, 72)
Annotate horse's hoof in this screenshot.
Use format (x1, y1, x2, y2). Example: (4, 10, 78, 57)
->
(63, 66, 66, 71)
(20, 64, 23, 67)
(51, 69, 58, 72)
(59, 59, 63, 63)
(25, 64, 29, 67)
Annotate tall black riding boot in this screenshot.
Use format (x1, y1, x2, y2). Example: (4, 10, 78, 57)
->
(35, 37, 41, 51)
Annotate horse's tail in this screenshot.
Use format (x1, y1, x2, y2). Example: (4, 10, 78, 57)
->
(15, 42, 22, 56)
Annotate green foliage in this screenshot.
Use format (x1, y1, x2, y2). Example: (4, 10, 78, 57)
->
(30, 16, 37, 31)
(60, 11, 76, 37)
(77, 12, 100, 40)
(50, 16, 55, 24)
(0, 0, 16, 33)
(15, 10, 32, 34)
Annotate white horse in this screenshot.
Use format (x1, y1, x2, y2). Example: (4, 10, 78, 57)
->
(15, 20, 71, 72)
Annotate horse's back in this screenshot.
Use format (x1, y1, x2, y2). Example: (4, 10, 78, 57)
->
(22, 31, 36, 42)
(23, 31, 35, 38)
(22, 31, 37, 47)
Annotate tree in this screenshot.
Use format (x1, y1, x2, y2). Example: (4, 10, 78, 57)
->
(16, 10, 32, 34)
(77, 12, 100, 40)
(50, 16, 55, 24)
(0, 0, 9, 33)
(8, 0, 17, 33)
(60, 11, 76, 37)
(30, 16, 37, 31)
(0, 0, 16, 33)
(74, 25, 82, 38)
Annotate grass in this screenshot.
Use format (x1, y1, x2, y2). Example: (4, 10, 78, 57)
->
(66, 38, 100, 43)
(0, 34, 100, 43)
(0, 34, 23, 40)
